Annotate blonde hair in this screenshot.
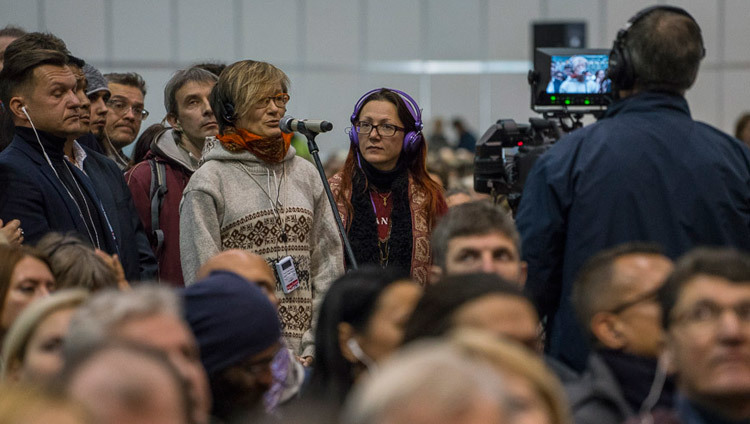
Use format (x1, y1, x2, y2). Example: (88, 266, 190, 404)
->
(212, 60, 289, 133)
(449, 329, 571, 424)
(0, 384, 90, 423)
(1, 289, 89, 381)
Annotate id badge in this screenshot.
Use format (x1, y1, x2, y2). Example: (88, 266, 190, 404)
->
(275, 256, 300, 294)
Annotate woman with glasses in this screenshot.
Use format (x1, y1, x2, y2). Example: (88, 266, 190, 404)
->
(179, 60, 344, 361)
(329, 88, 446, 286)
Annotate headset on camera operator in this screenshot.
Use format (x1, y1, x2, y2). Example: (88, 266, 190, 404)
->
(515, 5, 750, 373)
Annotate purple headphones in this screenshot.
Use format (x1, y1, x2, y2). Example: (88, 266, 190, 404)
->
(348, 88, 424, 155)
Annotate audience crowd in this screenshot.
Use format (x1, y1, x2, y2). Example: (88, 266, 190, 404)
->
(0, 5, 749, 424)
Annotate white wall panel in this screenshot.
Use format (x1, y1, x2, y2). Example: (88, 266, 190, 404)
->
(548, 0, 604, 48)
(430, 75, 482, 141)
(489, 0, 542, 60)
(686, 69, 721, 128)
(426, 0, 482, 60)
(666, 0, 721, 64)
(490, 73, 536, 123)
(44, 0, 107, 62)
(724, 0, 750, 62)
(241, 0, 300, 65)
(177, 0, 235, 63)
(111, 0, 171, 62)
(0, 0, 39, 30)
(303, 71, 359, 158)
(304, 0, 360, 67)
(605, 0, 655, 43)
(365, 0, 421, 61)
(722, 70, 750, 135)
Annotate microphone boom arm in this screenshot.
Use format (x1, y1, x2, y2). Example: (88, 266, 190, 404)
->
(298, 127, 359, 270)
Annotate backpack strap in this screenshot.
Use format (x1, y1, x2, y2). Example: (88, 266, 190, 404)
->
(148, 159, 168, 255)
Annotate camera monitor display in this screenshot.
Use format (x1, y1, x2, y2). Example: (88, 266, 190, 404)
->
(531, 48, 612, 113)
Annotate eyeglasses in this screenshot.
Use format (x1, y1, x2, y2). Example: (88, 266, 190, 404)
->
(672, 300, 750, 328)
(255, 93, 290, 109)
(354, 121, 405, 137)
(107, 99, 149, 120)
(608, 286, 661, 315)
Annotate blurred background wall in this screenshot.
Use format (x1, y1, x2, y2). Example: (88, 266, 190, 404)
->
(2, 0, 749, 158)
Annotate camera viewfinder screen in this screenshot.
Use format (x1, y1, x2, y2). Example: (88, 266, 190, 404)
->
(547, 54, 611, 94)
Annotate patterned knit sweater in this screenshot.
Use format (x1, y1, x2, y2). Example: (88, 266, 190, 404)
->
(180, 137, 345, 356)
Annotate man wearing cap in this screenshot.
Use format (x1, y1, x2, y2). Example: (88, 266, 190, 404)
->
(79, 63, 109, 154)
(184, 270, 283, 422)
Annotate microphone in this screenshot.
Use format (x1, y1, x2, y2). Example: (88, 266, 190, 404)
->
(280, 116, 333, 134)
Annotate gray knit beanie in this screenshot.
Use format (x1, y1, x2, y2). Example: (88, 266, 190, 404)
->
(83, 64, 110, 97)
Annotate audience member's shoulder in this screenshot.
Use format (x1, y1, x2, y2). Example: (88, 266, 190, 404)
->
(81, 146, 122, 173)
(183, 159, 225, 193)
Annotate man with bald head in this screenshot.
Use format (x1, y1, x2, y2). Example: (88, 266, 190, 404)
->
(197, 249, 278, 307)
(567, 243, 675, 424)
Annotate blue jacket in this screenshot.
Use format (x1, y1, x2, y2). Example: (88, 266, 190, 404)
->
(516, 91, 750, 371)
(82, 146, 157, 281)
(0, 128, 119, 252)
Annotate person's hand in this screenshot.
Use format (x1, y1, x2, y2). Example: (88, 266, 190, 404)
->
(0, 219, 23, 246)
(296, 355, 314, 367)
(95, 249, 130, 291)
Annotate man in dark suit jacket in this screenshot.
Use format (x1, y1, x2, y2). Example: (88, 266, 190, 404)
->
(0, 48, 120, 256)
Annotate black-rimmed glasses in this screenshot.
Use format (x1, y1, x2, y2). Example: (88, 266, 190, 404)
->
(107, 99, 149, 120)
(354, 121, 405, 137)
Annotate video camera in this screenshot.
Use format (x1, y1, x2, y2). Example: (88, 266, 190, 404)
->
(474, 48, 613, 212)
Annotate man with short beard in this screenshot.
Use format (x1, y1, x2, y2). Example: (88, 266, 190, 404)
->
(66, 65, 157, 281)
(102, 72, 147, 169)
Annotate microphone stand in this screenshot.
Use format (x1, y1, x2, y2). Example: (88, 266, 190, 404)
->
(298, 128, 359, 270)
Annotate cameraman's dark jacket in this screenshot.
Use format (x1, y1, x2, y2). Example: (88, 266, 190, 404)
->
(516, 91, 750, 372)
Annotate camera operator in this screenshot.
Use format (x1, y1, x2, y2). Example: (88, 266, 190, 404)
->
(516, 6, 750, 373)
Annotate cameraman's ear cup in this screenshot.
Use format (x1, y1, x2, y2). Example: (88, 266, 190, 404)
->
(608, 32, 634, 91)
(608, 5, 704, 92)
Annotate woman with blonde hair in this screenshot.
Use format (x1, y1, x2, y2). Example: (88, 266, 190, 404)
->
(0, 244, 55, 347)
(450, 329, 572, 424)
(2, 289, 89, 383)
(180, 60, 344, 358)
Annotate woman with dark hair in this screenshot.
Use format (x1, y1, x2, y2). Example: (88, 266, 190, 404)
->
(307, 267, 421, 408)
(180, 60, 344, 359)
(0, 245, 55, 346)
(329, 88, 446, 286)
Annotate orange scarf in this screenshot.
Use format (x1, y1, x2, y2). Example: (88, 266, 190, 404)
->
(217, 128, 293, 163)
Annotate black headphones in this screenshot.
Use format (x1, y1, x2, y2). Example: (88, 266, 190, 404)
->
(608, 5, 705, 92)
(222, 102, 235, 123)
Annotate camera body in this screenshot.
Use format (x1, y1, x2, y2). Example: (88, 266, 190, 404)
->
(474, 48, 613, 211)
(474, 118, 561, 199)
